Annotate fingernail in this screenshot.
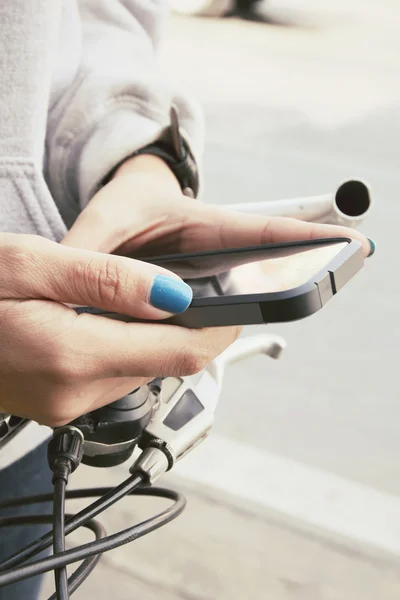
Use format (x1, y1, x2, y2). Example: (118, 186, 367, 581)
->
(367, 237, 376, 257)
(149, 275, 193, 313)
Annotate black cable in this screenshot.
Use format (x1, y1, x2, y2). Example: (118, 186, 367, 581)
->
(47, 425, 85, 599)
(0, 474, 143, 571)
(0, 513, 105, 597)
(0, 486, 185, 588)
(53, 478, 68, 600)
(47, 515, 105, 600)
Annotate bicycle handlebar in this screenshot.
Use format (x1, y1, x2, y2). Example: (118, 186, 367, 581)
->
(223, 179, 372, 228)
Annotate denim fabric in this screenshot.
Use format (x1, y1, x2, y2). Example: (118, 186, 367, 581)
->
(0, 442, 53, 599)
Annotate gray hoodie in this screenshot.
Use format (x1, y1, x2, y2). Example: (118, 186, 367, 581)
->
(0, 0, 203, 468)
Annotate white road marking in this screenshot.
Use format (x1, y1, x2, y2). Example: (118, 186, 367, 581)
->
(174, 434, 400, 556)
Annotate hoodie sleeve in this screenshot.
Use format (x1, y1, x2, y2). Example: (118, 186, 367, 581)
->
(45, 0, 205, 220)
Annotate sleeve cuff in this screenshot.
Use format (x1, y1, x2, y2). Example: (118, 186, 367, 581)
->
(77, 107, 203, 207)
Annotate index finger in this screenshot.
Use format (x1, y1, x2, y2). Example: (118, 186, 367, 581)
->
(183, 204, 373, 258)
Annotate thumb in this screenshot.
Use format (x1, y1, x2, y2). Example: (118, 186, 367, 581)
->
(0, 233, 192, 319)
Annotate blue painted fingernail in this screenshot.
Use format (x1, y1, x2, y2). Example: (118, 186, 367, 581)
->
(150, 275, 193, 313)
(367, 237, 376, 257)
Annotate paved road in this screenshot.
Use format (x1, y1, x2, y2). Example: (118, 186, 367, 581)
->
(42, 468, 400, 600)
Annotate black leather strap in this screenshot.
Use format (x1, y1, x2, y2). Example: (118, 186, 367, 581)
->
(133, 140, 198, 198)
(104, 106, 199, 198)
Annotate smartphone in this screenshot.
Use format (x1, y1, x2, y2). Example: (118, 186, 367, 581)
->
(72, 237, 363, 328)
(141, 237, 364, 328)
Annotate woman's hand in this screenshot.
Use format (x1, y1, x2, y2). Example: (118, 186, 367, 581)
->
(53, 154, 372, 427)
(63, 154, 373, 259)
(0, 233, 238, 426)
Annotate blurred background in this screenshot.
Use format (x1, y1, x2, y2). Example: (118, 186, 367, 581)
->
(44, 1, 400, 598)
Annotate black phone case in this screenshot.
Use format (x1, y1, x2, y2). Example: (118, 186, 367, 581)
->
(145, 237, 364, 328)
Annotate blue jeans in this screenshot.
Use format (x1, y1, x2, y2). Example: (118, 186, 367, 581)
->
(0, 442, 52, 600)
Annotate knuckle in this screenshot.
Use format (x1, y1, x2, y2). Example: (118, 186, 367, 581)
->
(173, 327, 241, 377)
(167, 327, 242, 378)
(174, 346, 210, 376)
(73, 257, 126, 307)
(209, 326, 241, 354)
(97, 258, 125, 305)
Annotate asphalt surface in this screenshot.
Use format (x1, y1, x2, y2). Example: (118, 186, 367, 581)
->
(42, 469, 400, 600)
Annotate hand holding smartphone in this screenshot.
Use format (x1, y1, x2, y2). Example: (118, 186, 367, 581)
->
(72, 237, 364, 328)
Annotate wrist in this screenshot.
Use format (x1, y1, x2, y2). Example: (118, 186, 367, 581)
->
(112, 154, 183, 197)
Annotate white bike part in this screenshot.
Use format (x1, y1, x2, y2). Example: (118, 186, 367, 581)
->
(223, 179, 372, 229)
(169, 0, 232, 17)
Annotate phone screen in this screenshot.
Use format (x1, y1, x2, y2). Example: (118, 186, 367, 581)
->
(149, 241, 348, 297)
